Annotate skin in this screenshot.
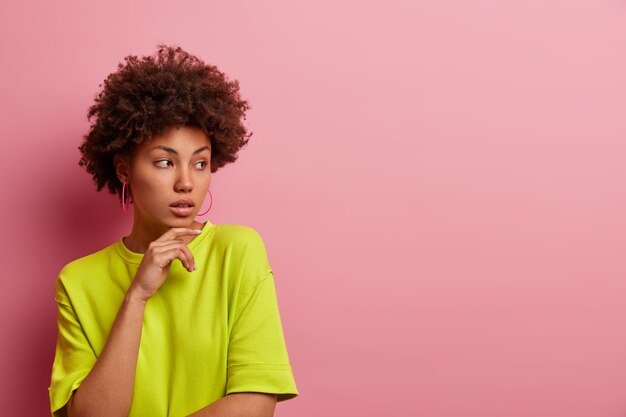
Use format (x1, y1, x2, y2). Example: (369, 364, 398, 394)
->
(113, 124, 213, 254)
(88, 124, 278, 416)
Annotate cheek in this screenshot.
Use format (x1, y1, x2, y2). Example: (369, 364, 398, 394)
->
(131, 173, 168, 197)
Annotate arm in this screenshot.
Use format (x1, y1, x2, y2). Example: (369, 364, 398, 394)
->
(65, 288, 147, 417)
(186, 393, 277, 417)
(64, 227, 201, 416)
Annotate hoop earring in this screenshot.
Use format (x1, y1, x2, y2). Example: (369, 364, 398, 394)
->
(121, 182, 130, 213)
(196, 189, 213, 216)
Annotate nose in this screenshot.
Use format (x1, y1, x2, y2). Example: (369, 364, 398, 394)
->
(175, 166, 193, 193)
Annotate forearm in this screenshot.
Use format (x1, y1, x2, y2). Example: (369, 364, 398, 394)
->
(186, 393, 277, 417)
(68, 288, 147, 417)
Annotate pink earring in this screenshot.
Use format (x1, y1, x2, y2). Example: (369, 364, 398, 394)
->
(121, 182, 130, 213)
(196, 189, 213, 216)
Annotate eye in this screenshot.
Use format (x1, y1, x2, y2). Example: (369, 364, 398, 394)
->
(155, 160, 172, 168)
(195, 161, 208, 169)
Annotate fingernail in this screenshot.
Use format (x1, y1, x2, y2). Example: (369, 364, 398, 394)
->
(193, 264, 197, 270)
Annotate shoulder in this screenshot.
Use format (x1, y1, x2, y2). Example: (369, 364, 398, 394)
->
(211, 223, 273, 290)
(54, 243, 117, 301)
(213, 223, 264, 242)
(58, 243, 117, 279)
(212, 223, 269, 256)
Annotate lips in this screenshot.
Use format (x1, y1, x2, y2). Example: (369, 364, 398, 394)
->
(169, 199, 195, 217)
(170, 199, 195, 208)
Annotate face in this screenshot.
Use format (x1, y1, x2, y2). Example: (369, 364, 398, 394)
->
(115, 125, 212, 229)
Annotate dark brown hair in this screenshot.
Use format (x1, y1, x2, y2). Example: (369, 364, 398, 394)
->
(78, 44, 252, 203)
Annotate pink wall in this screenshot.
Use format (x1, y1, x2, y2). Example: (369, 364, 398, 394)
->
(1, 0, 625, 415)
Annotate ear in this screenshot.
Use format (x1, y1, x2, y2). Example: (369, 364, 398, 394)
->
(113, 154, 131, 183)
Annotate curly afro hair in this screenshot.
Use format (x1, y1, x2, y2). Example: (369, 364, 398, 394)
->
(78, 44, 252, 204)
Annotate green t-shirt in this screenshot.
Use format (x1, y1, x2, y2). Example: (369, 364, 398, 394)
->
(48, 220, 298, 416)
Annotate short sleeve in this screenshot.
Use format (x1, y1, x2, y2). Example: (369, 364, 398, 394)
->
(48, 279, 97, 417)
(226, 270, 299, 402)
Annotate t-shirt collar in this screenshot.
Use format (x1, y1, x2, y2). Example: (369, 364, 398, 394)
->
(114, 220, 214, 264)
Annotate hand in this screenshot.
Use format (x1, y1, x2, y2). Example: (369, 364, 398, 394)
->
(127, 227, 202, 302)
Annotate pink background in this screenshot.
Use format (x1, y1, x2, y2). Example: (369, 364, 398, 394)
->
(1, 0, 626, 416)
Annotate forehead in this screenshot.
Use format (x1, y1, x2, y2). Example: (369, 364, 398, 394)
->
(140, 125, 211, 152)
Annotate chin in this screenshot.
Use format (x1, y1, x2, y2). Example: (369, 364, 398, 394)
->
(162, 216, 196, 227)
(171, 217, 196, 224)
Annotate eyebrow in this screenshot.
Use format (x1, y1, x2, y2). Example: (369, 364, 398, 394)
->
(151, 145, 211, 155)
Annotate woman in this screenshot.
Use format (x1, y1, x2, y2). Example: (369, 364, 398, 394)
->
(48, 45, 299, 417)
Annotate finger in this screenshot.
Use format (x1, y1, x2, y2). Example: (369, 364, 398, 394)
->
(150, 240, 196, 268)
(158, 248, 191, 271)
(176, 244, 196, 271)
(152, 242, 195, 271)
(156, 227, 202, 242)
(149, 238, 186, 248)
